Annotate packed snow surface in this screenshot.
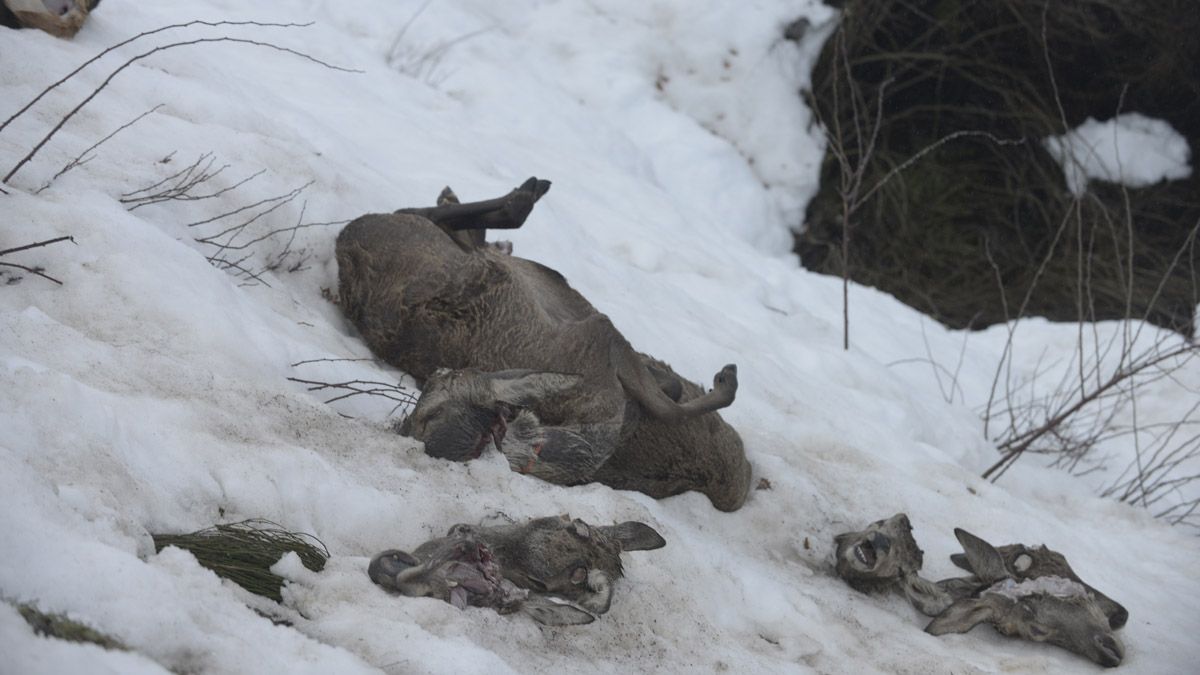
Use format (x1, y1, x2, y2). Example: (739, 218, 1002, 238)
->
(2, 1, 1198, 673)
(1044, 113, 1192, 196)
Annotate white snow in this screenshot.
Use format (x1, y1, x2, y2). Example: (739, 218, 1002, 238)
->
(1044, 113, 1192, 196)
(1, 1, 1198, 673)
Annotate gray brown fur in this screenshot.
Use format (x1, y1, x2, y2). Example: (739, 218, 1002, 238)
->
(368, 515, 665, 625)
(336, 178, 751, 510)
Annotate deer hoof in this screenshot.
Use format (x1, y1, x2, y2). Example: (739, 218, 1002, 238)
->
(713, 364, 738, 397)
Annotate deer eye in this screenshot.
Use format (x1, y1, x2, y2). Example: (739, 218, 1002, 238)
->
(570, 567, 588, 585)
(1028, 624, 1050, 639)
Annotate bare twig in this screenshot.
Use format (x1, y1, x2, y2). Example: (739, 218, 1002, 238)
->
(120, 153, 269, 211)
(0, 235, 75, 258)
(287, 376, 417, 408)
(37, 104, 164, 193)
(0, 235, 75, 285)
(290, 357, 379, 368)
(0, 20, 315, 137)
(387, 0, 437, 61)
(188, 181, 312, 230)
(982, 340, 1198, 481)
(4, 36, 360, 184)
(0, 262, 63, 285)
(386, 0, 495, 86)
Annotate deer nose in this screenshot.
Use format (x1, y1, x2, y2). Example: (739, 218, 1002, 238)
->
(1094, 634, 1123, 668)
(368, 550, 419, 590)
(1107, 605, 1129, 630)
(868, 531, 891, 554)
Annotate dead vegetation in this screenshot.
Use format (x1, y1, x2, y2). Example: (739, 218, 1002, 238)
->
(151, 519, 329, 603)
(796, 0, 1200, 338)
(0, 235, 76, 286)
(802, 1, 1200, 529)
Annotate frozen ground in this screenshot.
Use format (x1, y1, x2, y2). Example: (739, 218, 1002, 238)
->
(1, 1, 1198, 673)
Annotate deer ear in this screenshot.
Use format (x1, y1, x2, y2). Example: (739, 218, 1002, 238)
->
(521, 595, 596, 625)
(489, 370, 582, 406)
(949, 552, 971, 572)
(603, 521, 666, 551)
(953, 528, 1009, 583)
(925, 598, 996, 635)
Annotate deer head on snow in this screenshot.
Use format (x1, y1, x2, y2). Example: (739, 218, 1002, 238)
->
(368, 515, 666, 625)
(833, 518, 1127, 668)
(833, 513, 952, 616)
(929, 528, 1125, 668)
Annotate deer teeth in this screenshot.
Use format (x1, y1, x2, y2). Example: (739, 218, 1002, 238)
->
(854, 544, 869, 565)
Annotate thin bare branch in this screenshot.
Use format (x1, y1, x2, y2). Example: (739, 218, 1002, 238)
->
(38, 104, 164, 193)
(0, 20, 316, 136)
(0, 262, 63, 285)
(0, 235, 75, 258)
(4, 36, 360, 184)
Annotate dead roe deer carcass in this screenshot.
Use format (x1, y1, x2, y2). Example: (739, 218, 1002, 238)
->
(929, 528, 1125, 668)
(834, 518, 1127, 668)
(336, 178, 751, 511)
(1, 0, 99, 37)
(946, 534, 1127, 630)
(368, 515, 665, 625)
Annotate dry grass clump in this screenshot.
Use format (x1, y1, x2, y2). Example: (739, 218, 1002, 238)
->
(15, 602, 127, 650)
(152, 519, 329, 602)
(795, 0, 1200, 336)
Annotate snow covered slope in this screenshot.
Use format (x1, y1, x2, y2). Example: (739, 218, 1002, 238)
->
(1, 1, 1197, 673)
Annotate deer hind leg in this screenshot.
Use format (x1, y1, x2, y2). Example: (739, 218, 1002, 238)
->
(398, 177, 550, 232)
(644, 360, 683, 402)
(615, 343, 738, 422)
(431, 185, 482, 251)
(399, 178, 550, 252)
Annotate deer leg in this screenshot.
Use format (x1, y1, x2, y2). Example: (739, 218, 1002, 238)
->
(430, 185, 484, 250)
(645, 361, 684, 402)
(397, 177, 551, 231)
(614, 344, 738, 423)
